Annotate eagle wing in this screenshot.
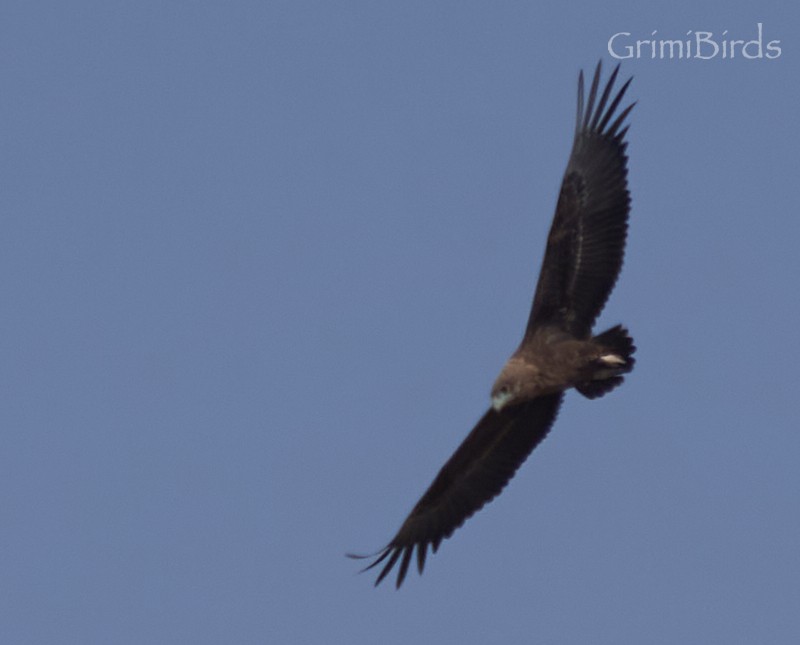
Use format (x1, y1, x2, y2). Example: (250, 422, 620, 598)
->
(525, 62, 634, 339)
(350, 393, 563, 588)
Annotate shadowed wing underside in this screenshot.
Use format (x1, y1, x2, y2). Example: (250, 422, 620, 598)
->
(350, 393, 562, 588)
(526, 62, 634, 339)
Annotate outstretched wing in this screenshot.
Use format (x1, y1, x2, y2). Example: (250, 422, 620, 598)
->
(525, 62, 634, 339)
(350, 393, 563, 588)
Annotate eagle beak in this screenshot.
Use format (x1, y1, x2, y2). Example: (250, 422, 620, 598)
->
(492, 390, 513, 412)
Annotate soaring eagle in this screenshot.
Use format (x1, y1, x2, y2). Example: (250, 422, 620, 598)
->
(351, 62, 636, 588)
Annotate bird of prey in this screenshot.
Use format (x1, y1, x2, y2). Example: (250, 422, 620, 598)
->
(350, 62, 636, 588)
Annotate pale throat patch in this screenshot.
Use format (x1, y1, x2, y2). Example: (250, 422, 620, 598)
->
(492, 390, 514, 412)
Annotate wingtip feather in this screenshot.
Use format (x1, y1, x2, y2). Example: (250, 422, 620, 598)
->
(396, 547, 413, 588)
(375, 548, 402, 586)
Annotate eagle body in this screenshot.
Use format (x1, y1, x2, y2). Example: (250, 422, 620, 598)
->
(351, 62, 637, 588)
(491, 324, 635, 409)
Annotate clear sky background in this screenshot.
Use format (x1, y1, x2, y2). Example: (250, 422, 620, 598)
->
(2, 2, 799, 643)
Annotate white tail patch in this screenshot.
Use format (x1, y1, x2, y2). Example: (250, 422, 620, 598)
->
(599, 354, 626, 366)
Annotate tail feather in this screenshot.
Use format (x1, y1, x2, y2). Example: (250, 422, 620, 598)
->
(576, 325, 635, 400)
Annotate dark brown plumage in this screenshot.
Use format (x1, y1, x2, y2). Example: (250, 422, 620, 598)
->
(350, 62, 636, 588)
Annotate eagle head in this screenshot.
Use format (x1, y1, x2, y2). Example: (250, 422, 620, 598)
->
(491, 380, 517, 411)
(490, 358, 539, 412)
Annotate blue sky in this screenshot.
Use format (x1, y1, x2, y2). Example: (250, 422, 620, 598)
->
(2, 2, 799, 643)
